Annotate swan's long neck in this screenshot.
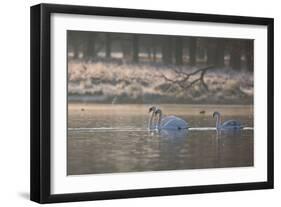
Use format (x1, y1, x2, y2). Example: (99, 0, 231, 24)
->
(148, 112, 155, 129)
(215, 114, 221, 129)
(157, 110, 162, 129)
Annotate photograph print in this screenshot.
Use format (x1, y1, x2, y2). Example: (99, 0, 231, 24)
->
(67, 31, 254, 175)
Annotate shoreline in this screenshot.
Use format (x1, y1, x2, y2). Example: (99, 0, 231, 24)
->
(68, 95, 253, 105)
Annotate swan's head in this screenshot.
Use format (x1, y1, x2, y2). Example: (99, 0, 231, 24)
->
(148, 106, 157, 113)
(213, 111, 221, 118)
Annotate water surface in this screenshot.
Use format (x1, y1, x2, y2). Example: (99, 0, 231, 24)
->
(67, 104, 253, 175)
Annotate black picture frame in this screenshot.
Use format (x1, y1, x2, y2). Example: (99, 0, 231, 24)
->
(30, 3, 274, 204)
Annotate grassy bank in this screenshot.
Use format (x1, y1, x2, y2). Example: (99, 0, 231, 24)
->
(68, 61, 253, 104)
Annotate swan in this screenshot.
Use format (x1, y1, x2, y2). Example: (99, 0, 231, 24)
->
(148, 106, 158, 130)
(213, 111, 243, 130)
(155, 108, 189, 130)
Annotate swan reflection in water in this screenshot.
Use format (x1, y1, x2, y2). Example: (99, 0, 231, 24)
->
(150, 128, 189, 140)
(158, 129, 188, 139)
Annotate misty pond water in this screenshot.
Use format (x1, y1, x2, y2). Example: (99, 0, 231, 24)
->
(67, 104, 253, 175)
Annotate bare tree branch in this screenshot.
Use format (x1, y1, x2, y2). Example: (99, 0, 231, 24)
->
(158, 65, 214, 92)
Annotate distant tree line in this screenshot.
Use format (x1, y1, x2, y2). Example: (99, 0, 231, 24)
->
(67, 31, 254, 71)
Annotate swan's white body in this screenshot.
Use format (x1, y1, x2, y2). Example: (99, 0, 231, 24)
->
(156, 109, 188, 130)
(213, 111, 243, 130)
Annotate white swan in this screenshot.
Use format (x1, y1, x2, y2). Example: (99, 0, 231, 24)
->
(213, 111, 243, 130)
(148, 106, 158, 130)
(155, 108, 189, 130)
